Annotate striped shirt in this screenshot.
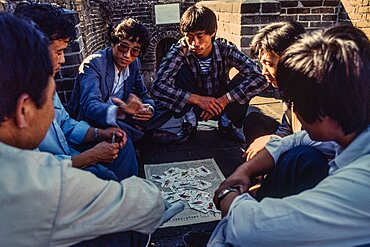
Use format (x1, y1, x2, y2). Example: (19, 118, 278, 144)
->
(151, 37, 268, 113)
(197, 56, 212, 75)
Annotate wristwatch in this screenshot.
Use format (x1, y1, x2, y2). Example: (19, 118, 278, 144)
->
(216, 187, 240, 209)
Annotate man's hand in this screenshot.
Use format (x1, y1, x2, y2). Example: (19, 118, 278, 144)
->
(200, 95, 230, 121)
(133, 104, 153, 121)
(99, 127, 127, 149)
(112, 93, 143, 117)
(71, 141, 120, 168)
(244, 135, 272, 161)
(216, 95, 230, 109)
(90, 141, 120, 164)
(188, 94, 223, 118)
(213, 164, 252, 207)
(214, 148, 275, 206)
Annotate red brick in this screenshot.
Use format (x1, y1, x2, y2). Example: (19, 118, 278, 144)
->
(240, 3, 261, 13)
(280, 1, 299, 7)
(261, 2, 281, 13)
(323, 0, 340, 6)
(299, 15, 321, 21)
(322, 14, 338, 21)
(311, 7, 335, 13)
(287, 8, 311, 14)
(301, 1, 324, 7)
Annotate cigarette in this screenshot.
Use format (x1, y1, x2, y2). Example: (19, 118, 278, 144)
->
(240, 147, 246, 153)
(111, 133, 116, 143)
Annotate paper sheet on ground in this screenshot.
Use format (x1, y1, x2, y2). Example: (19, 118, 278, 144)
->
(144, 158, 225, 228)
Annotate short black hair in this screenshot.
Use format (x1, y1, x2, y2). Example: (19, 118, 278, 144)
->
(109, 18, 150, 55)
(180, 4, 217, 36)
(250, 20, 305, 58)
(0, 13, 53, 124)
(14, 3, 76, 42)
(277, 25, 370, 135)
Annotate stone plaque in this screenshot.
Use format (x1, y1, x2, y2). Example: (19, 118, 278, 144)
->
(154, 3, 180, 25)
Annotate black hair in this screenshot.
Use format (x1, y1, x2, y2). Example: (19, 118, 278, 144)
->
(277, 25, 370, 135)
(0, 13, 53, 124)
(180, 5, 217, 36)
(250, 20, 305, 58)
(109, 18, 150, 55)
(14, 3, 76, 42)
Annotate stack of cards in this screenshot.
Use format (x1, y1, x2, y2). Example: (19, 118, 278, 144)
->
(150, 166, 220, 214)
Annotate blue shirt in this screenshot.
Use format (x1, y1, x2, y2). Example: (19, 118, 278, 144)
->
(38, 93, 90, 159)
(208, 125, 370, 246)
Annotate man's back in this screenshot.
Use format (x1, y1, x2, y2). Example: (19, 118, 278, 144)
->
(0, 142, 165, 246)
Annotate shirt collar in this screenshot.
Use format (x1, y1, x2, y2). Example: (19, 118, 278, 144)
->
(114, 64, 130, 82)
(180, 38, 222, 62)
(329, 124, 370, 173)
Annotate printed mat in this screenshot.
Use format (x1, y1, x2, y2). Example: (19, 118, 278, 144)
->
(144, 158, 225, 228)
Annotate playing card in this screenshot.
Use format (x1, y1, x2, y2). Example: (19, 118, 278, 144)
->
(196, 166, 212, 177)
(162, 191, 181, 203)
(150, 174, 164, 183)
(195, 179, 212, 190)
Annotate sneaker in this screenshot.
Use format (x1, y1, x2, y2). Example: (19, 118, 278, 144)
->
(182, 230, 212, 247)
(176, 122, 197, 143)
(218, 123, 245, 143)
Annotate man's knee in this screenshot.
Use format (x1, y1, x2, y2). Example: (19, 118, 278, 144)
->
(279, 146, 328, 171)
(277, 145, 329, 191)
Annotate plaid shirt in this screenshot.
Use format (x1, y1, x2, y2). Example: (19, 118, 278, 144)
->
(151, 37, 268, 113)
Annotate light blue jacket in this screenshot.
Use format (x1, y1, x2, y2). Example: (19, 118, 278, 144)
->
(38, 93, 90, 159)
(208, 126, 370, 246)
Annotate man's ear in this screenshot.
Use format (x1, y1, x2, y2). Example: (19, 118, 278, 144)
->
(15, 94, 31, 129)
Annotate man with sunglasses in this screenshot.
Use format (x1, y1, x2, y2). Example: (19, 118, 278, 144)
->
(150, 4, 268, 143)
(69, 18, 156, 142)
(15, 3, 138, 182)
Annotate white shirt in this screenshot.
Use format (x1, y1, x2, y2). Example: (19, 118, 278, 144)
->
(107, 66, 130, 125)
(208, 125, 370, 247)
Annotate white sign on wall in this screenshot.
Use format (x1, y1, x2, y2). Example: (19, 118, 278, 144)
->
(154, 3, 180, 25)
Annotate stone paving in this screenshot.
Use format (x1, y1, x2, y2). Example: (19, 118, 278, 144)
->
(136, 96, 283, 247)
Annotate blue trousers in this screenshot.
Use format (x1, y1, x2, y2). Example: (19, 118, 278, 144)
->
(72, 231, 149, 247)
(255, 145, 329, 201)
(83, 138, 138, 181)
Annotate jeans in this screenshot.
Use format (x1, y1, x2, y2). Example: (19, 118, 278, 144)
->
(255, 145, 329, 201)
(84, 138, 138, 181)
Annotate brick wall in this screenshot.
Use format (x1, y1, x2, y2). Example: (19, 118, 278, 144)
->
(2, 0, 370, 104)
(200, 0, 341, 55)
(100, 0, 197, 86)
(340, 0, 370, 38)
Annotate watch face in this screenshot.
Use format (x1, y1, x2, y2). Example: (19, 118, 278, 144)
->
(218, 189, 230, 199)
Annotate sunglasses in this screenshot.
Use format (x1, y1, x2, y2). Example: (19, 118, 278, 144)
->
(116, 43, 141, 57)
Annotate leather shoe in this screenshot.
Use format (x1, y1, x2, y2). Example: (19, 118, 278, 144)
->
(176, 122, 197, 143)
(219, 123, 245, 143)
(182, 230, 212, 247)
(145, 129, 178, 144)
